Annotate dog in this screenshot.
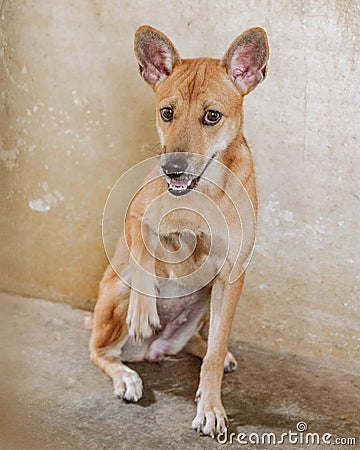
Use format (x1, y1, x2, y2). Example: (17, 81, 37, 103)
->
(89, 25, 269, 437)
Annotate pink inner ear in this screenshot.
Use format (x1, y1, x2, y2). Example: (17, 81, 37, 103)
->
(142, 42, 171, 85)
(230, 44, 263, 88)
(147, 44, 171, 74)
(142, 63, 161, 85)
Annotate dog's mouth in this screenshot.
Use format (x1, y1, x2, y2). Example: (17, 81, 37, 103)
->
(165, 174, 199, 196)
(162, 153, 217, 196)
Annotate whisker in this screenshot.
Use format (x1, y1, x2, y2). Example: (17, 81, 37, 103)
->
(144, 119, 157, 127)
(140, 142, 162, 155)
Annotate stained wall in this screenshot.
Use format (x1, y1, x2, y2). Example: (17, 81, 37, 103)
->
(0, 0, 359, 370)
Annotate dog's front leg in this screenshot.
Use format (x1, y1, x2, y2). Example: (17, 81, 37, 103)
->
(192, 274, 245, 437)
(126, 223, 160, 341)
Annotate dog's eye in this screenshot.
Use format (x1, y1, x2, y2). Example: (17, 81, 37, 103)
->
(160, 107, 174, 122)
(203, 110, 222, 126)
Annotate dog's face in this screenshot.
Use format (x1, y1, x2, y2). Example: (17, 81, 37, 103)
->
(135, 26, 269, 196)
(154, 59, 243, 196)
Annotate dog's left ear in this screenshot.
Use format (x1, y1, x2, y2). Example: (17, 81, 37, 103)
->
(222, 28, 269, 95)
(134, 25, 180, 89)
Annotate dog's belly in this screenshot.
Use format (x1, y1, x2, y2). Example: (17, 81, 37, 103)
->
(121, 285, 211, 362)
(146, 286, 211, 361)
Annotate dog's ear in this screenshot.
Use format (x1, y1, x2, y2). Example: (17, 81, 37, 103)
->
(134, 25, 180, 88)
(222, 28, 269, 95)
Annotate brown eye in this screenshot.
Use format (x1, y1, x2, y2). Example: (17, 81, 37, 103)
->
(160, 107, 174, 122)
(203, 110, 222, 126)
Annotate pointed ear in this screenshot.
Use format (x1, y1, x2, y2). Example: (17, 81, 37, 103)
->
(134, 25, 180, 88)
(222, 27, 269, 95)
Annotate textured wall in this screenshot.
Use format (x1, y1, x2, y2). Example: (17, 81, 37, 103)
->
(0, 0, 359, 370)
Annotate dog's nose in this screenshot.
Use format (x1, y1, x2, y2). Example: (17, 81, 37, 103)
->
(161, 155, 188, 177)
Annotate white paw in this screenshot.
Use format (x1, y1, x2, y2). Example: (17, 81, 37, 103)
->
(191, 391, 228, 437)
(113, 367, 143, 402)
(224, 351, 237, 373)
(126, 291, 160, 341)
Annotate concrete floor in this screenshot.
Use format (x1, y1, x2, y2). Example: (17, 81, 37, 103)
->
(0, 293, 359, 450)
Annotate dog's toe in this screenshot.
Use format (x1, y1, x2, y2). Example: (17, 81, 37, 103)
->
(192, 410, 227, 437)
(127, 318, 156, 341)
(126, 294, 160, 341)
(224, 351, 238, 373)
(113, 368, 143, 402)
(192, 400, 228, 437)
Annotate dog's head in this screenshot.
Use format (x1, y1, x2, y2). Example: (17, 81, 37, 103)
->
(134, 26, 269, 196)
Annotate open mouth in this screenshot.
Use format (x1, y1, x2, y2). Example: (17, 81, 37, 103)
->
(165, 174, 198, 196)
(161, 152, 217, 196)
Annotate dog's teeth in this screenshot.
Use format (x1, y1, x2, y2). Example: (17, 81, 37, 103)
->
(169, 180, 192, 190)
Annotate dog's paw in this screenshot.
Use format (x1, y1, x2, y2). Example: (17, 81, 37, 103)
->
(191, 391, 228, 437)
(126, 292, 160, 341)
(224, 351, 237, 373)
(113, 367, 143, 402)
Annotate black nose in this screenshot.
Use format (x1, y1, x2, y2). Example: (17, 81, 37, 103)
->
(161, 155, 188, 177)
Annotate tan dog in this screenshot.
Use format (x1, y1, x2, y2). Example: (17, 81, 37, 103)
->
(90, 25, 269, 437)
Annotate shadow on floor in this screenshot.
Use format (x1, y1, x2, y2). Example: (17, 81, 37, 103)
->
(0, 293, 359, 450)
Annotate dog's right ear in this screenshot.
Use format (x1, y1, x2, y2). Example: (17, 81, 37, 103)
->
(134, 26, 180, 89)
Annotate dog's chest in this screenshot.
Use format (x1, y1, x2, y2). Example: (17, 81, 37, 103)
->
(143, 201, 211, 236)
(137, 189, 231, 293)
(153, 230, 225, 287)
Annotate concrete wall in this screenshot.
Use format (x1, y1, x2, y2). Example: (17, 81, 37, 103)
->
(0, 1, 359, 370)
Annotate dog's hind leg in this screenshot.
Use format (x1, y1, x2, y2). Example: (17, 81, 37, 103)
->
(184, 332, 207, 359)
(89, 267, 143, 402)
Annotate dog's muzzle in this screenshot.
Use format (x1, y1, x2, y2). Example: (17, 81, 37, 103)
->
(160, 152, 218, 196)
(160, 154, 198, 196)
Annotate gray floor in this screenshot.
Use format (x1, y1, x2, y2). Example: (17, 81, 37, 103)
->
(0, 293, 359, 450)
